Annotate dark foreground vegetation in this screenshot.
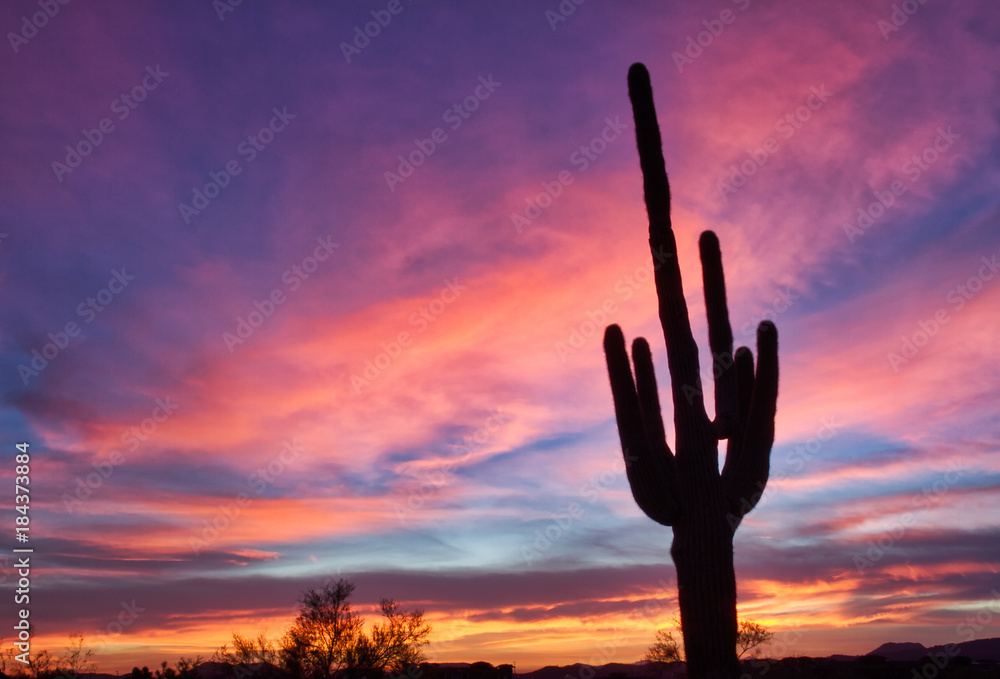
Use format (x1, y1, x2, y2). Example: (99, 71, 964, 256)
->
(733, 655, 1000, 679)
(4, 655, 999, 679)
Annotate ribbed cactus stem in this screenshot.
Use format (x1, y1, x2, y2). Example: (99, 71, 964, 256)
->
(602, 63, 779, 679)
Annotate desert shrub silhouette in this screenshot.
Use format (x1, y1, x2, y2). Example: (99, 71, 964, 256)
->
(603, 63, 779, 679)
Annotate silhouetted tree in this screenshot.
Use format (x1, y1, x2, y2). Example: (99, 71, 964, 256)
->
(59, 634, 95, 676)
(174, 657, 203, 678)
(346, 598, 431, 677)
(280, 580, 364, 679)
(645, 628, 682, 664)
(27, 649, 54, 679)
(279, 578, 430, 679)
(602, 63, 779, 679)
(735, 619, 773, 658)
(216, 631, 281, 666)
(154, 661, 177, 679)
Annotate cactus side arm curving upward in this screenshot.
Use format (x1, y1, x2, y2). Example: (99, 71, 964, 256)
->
(602, 63, 779, 679)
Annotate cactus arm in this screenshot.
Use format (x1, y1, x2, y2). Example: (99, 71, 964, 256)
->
(721, 323, 779, 522)
(631, 337, 669, 455)
(627, 63, 672, 240)
(627, 64, 708, 431)
(698, 231, 738, 439)
(604, 325, 680, 526)
(720, 346, 755, 522)
(742, 322, 779, 497)
(722, 347, 755, 469)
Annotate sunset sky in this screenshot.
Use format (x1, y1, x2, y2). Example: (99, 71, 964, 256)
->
(2, 0, 999, 672)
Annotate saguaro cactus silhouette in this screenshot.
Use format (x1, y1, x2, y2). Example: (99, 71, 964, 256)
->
(603, 63, 779, 679)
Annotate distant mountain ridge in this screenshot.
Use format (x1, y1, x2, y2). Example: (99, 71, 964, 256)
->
(866, 637, 1000, 661)
(865, 642, 928, 661)
(518, 662, 652, 679)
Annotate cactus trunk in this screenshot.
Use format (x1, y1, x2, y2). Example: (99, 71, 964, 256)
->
(672, 517, 739, 678)
(602, 63, 779, 679)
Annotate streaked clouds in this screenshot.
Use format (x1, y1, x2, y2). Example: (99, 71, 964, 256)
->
(1, 0, 999, 671)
